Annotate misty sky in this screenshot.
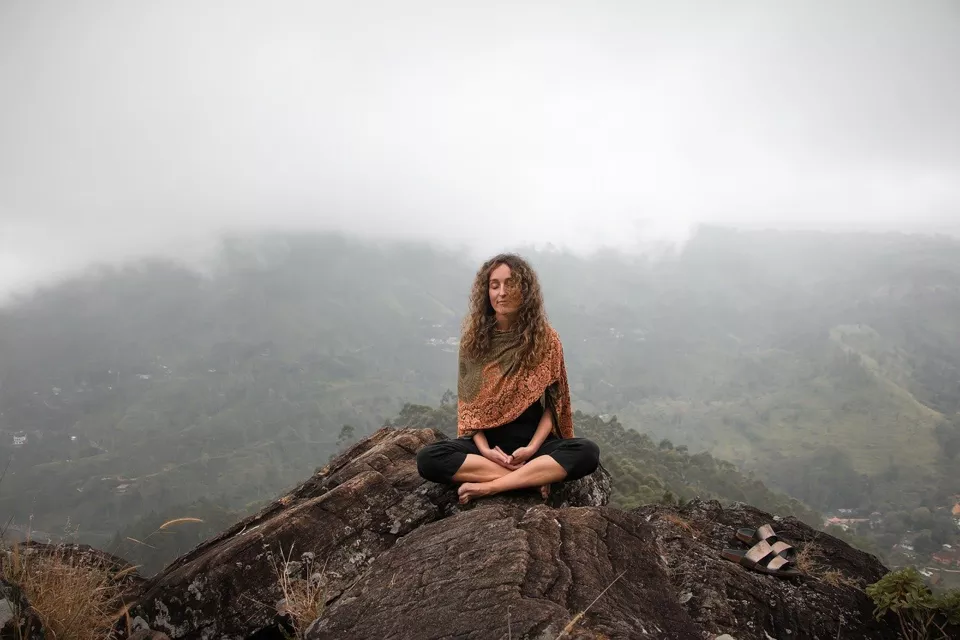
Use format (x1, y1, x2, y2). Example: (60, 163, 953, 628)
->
(1, 0, 959, 296)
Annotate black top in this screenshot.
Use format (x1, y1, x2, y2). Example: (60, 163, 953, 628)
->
(512, 399, 545, 427)
(474, 400, 547, 450)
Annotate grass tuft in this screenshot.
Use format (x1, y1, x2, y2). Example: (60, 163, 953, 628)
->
(555, 570, 626, 639)
(158, 517, 204, 530)
(271, 543, 326, 639)
(1, 543, 130, 640)
(660, 513, 698, 538)
(794, 541, 824, 576)
(821, 568, 860, 589)
(0, 515, 201, 639)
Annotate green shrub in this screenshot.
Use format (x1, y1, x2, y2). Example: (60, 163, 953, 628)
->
(865, 568, 960, 639)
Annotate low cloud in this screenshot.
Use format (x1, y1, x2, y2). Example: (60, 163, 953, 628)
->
(1, 0, 958, 298)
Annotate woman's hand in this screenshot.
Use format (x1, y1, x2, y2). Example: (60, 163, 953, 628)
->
(480, 445, 523, 470)
(508, 445, 538, 466)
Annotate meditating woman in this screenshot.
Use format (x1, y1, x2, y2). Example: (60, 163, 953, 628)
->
(416, 253, 600, 504)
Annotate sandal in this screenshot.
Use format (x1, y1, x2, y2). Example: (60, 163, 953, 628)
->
(722, 539, 801, 577)
(736, 523, 796, 560)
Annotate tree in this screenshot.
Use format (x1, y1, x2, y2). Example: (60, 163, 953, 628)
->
(930, 515, 956, 546)
(884, 511, 909, 535)
(440, 389, 456, 407)
(913, 531, 938, 556)
(658, 438, 674, 451)
(336, 424, 356, 448)
(911, 507, 933, 530)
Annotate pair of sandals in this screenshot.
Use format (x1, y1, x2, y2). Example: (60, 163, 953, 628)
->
(721, 523, 801, 577)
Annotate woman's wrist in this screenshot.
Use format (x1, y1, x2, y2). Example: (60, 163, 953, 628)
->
(472, 435, 490, 453)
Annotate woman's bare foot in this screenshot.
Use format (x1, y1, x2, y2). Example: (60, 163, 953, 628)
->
(540, 484, 551, 500)
(458, 482, 496, 504)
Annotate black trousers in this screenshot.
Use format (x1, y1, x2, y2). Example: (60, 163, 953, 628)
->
(416, 420, 600, 485)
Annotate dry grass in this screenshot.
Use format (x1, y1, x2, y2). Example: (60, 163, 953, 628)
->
(124, 516, 206, 551)
(157, 517, 203, 530)
(1, 543, 130, 640)
(791, 542, 860, 588)
(1, 516, 201, 639)
(820, 568, 860, 589)
(272, 544, 326, 639)
(660, 514, 698, 538)
(794, 541, 824, 576)
(554, 570, 626, 639)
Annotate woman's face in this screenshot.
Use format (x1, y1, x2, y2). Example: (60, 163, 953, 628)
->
(488, 263, 521, 316)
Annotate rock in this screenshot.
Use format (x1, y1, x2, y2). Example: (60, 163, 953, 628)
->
(634, 499, 897, 640)
(120, 427, 906, 640)
(121, 427, 610, 639)
(305, 504, 700, 639)
(128, 631, 171, 640)
(0, 578, 43, 640)
(121, 427, 438, 638)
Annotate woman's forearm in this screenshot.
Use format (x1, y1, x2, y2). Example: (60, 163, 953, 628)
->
(472, 431, 491, 452)
(529, 409, 554, 450)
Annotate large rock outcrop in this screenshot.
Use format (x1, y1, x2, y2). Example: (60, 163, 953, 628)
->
(305, 502, 700, 639)
(122, 427, 905, 639)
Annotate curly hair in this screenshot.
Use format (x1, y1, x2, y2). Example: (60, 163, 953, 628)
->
(460, 253, 551, 371)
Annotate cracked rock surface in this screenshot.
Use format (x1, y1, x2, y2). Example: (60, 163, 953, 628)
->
(635, 500, 899, 640)
(121, 428, 902, 640)
(306, 504, 699, 640)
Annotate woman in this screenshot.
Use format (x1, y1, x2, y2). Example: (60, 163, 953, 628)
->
(416, 253, 600, 504)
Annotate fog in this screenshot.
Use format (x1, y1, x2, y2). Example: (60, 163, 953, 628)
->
(1, 0, 959, 296)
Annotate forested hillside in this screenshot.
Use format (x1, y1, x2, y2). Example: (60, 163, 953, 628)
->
(1, 228, 958, 569)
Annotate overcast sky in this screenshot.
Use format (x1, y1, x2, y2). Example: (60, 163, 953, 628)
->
(1, 0, 959, 296)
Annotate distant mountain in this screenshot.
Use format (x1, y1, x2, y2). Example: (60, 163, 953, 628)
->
(1, 228, 958, 551)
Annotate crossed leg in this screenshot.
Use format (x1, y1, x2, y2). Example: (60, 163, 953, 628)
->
(451, 454, 513, 483)
(457, 455, 566, 504)
(417, 441, 571, 505)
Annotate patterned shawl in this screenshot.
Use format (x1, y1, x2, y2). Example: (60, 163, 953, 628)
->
(457, 326, 574, 439)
